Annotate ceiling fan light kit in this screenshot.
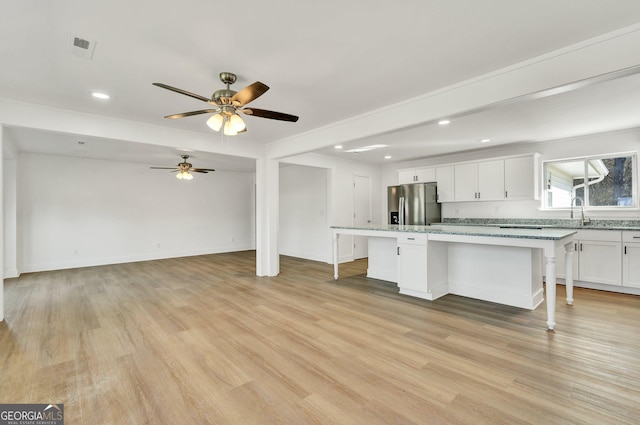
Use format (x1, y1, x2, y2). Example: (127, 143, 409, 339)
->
(176, 170, 194, 180)
(150, 155, 215, 181)
(206, 113, 224, 131)
(153, 72, 298, 136)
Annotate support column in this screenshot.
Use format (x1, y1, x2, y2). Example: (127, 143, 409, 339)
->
(255, 158, 279, 277)
(544, 250, 556, 330)
(564, 242, 575, 305)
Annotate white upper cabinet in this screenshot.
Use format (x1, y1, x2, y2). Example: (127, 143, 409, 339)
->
(435, 166, 455, 203)
(398, 168, 437, 184)
(504, 154, 540, 200)
(454, 160, 504, 201)
(396, 153, 539, 203)
(454, 163, 479, 201)
(478, 160, 505, 201)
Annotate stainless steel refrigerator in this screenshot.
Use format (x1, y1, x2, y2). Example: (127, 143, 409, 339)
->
(388, 182, 441, 225)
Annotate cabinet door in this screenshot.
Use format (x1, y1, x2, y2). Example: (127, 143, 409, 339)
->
(435, 166, 455, 202)
(415, 168, 436, 183)
(505, 156, 537, 200)
(397, 243, 428, 292)
(623, 243, 640, 288)
(398, 170, 416, 184)
(578, 240, 622, 285)
(454, 163, 478, 201)
(477, 160, 505, 201)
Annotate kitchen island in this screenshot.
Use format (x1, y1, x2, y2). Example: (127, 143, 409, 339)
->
(331, 224, 577, 330)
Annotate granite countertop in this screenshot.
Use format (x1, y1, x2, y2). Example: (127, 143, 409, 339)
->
(330, 224, 576, 240)
(439, 218, 640, 231)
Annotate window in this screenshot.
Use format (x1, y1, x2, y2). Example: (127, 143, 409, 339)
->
(543, 153, 637, 209)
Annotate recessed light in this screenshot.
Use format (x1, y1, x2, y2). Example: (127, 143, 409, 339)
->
(384, 155, 392, 159)
(334, 145, 343, 150)
(438, 119, 451, 125)
(91, 91, 110, 100)
(479, 138, 491, 143)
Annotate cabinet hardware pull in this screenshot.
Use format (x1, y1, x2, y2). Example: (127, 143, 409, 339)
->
(574, 243, 577, 251)
(625, 246, 627, 255)
(397, 247, 400, 255)
(408, 237, 415, 240)
(478, 192, 480, 199)
(580, 243, 583, 251)
(633, 236, 640, 239)
(505, 191, 508, 198)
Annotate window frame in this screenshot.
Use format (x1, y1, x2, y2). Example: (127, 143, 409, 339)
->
(542, 152, 638, 211)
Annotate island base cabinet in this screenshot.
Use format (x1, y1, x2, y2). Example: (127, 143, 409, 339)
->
(397, 234, 448, 300)
(447, 243, 543, 309)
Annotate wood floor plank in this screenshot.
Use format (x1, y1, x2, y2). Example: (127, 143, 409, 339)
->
(2, 251, 640, 424)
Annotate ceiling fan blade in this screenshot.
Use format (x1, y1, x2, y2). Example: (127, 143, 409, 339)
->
(242, 108, 299, 122)
(150, 166, 179, 170)
(153, 83, 211, 103)
(191, 168, 216, 172)
(191, 170, 209, 173)
(231, 82, 269, 107)
(164, 109, 218, 119)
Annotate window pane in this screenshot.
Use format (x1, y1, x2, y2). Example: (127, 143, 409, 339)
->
(546, 161, 584, 208)
(588, 156, 634, 206)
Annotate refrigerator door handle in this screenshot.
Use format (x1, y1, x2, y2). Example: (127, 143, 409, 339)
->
(399, 197, 405, 226)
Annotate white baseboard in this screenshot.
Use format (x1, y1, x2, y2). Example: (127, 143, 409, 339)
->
(4, 268, 19, 279)
(20, 245, 254, 274)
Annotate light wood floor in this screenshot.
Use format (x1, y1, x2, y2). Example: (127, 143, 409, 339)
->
(1, 251, 639, 424)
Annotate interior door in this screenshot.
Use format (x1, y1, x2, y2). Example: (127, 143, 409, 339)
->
(353, 175, 371, 259)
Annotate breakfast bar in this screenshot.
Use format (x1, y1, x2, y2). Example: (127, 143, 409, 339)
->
(332, 224, 577, 330)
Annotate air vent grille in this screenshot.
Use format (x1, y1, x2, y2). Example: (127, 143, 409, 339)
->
(69, 34, 96, 59)
(73, 37, 90, 50)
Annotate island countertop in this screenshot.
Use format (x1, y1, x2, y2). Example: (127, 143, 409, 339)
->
(330, 224, 577, 241)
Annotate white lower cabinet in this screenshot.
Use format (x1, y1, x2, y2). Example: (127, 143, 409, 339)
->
(397, 234, 448, 300)
(556, 230, 622, 286)
(397, 234, 428, 293)
(623, 231, 640, 288)
(578, 239, 622, 285)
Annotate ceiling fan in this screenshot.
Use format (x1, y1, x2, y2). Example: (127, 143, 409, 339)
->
(153, 72, 299, 136)
(150, 155, 215, 180)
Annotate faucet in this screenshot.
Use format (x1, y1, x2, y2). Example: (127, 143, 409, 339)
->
(571, 196, 590, 226)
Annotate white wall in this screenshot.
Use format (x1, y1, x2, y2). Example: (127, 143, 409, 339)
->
(381, 128, 640, 222)
(279, 165, 328, 262)
(279, 153, 383, 263)
(3, 131, 18, 278)
(18, 153, 254, 273)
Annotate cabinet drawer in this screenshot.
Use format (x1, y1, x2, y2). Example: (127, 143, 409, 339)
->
(574, 229, 621, 242)
(397, 233, 428, 245)
(623, 231, 640, 243)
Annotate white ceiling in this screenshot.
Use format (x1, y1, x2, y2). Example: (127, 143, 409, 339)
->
(2, 1, 640, 169)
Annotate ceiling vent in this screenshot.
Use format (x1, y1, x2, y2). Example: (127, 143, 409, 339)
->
(69, 34, 96, 59)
